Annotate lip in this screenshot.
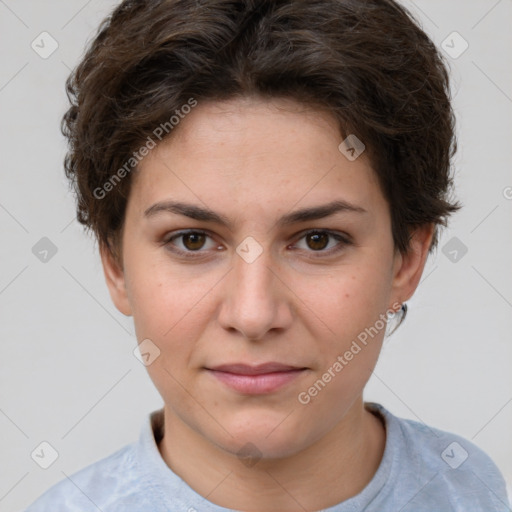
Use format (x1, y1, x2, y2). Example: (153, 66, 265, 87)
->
(205, 363, 308, 394)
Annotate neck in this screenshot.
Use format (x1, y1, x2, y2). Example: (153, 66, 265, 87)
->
(158, 398, 385, 511)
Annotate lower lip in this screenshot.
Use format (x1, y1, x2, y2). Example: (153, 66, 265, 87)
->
(207, 369, 306, 394)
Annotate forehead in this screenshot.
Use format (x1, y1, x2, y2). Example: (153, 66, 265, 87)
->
(129, 97, 384, 222)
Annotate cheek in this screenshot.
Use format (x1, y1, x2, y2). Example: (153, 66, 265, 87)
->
(296, 265, 391, 341)
(126, 265, 204, 400)
(125, 250, 199, 335)
(295, 270, 387, 411)
(125, 254, 220, 374)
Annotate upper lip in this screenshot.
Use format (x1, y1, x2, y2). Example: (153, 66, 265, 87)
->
(207, 363, 306, 375)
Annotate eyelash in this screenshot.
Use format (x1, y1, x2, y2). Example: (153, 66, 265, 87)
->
(162, 229, 352, 259)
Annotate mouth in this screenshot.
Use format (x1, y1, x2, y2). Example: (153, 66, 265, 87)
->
(204, 363, 308, 394)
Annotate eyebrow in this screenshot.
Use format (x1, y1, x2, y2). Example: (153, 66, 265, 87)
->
(144, 199, 366, 229)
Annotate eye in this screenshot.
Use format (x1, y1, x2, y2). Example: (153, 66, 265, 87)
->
(292, 230, 352, 257)
(164, 230, 220, 257)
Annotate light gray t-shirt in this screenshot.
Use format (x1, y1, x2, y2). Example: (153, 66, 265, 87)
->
(25, 402, 511, 511)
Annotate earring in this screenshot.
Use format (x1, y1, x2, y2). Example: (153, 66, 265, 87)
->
(399, 303, 408, 323)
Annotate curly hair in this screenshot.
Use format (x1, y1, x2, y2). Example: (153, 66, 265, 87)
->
(62, 0, 461, 267)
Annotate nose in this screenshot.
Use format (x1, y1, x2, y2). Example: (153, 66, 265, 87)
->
(217, 243, 292, 341)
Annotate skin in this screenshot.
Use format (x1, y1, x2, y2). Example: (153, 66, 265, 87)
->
(101, 96, 434, 511)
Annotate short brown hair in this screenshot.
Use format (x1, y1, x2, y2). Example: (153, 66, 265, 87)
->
(62, 0, 460, 264)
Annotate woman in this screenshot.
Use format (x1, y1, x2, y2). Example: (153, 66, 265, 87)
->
(26, 0, 510, 510)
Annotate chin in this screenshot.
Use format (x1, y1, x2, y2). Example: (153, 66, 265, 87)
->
(211, 413, 317, 462)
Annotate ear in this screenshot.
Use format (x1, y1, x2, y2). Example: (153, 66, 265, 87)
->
(99, 243, 132, 316)
(390, 224, 435, 304)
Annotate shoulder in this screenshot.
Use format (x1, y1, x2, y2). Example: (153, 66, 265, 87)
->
(368, 403, 511, 511)
(25, 441, 147, 512)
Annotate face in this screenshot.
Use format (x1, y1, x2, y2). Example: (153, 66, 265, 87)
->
(102, 96, 432, 460)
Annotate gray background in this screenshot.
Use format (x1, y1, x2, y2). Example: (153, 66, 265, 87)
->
(1, 0, 511, 510)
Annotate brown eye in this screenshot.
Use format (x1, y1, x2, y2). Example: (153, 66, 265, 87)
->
(182, 232, 207, 251)
(293, 229, 352, 258)
(164, 230, 218, 257)
(306, 231, 330, 251)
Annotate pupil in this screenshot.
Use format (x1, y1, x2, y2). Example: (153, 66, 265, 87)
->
(308, 232, 328, 250)
(184, 233, 205, 250)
